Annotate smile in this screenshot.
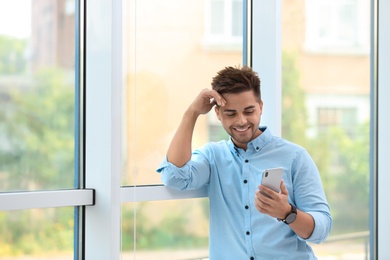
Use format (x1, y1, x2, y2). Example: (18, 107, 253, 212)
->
(233, 126, 250, 132)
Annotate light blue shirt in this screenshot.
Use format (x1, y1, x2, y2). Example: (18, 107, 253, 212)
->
(157, 127, 332, 260)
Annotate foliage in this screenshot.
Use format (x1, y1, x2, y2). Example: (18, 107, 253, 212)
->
(0, 35, 27, 75)
(323, 123, 370, 233)
(0, 68, 75, 255)
(121, 203, 208, 251)
(281, 51, 370, 235)
(0, 68, 75, 190)
(282, 51, 308, 147)
(0, 207, 74, 255)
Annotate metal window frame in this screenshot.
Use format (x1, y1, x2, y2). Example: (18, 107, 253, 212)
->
(0, 189, 94, 211)
(74, 0, 87, 258)
(251, 0, 282, 136)
(373, 0, 390, 259)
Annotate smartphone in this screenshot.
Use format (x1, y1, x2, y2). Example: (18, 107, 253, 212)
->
(261, 167, 284, 193)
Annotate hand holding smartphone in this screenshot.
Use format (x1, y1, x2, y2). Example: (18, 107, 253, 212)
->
(260, 167, 284, 197)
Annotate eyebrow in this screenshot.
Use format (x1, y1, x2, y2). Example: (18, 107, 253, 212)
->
(222, 105, 256, 113)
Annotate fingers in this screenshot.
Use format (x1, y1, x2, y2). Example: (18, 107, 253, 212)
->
(254, 188, 273, 206)
(254, 189, 274, 215)
(254, 190, 265, 212)
(258, 185, 276, 199)
(280, 179, 288, 195)
(201, 89, 226, 107)
(255, 184, 288, 215)
(213, 94, 226, 107)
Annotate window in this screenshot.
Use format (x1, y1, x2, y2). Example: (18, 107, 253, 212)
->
(203, 0, 243, 50)
(317, 107, 357, 136)
(304, 94, 370, 139)
(122, 0, 243, 186)
(282, 0, 370, 257)
(3, 1, 390, 259)
(305, 0, 369, 54)
(0, 0, 75, 192)
(0, 0, 90, 258)
(121, 0, 243, 258)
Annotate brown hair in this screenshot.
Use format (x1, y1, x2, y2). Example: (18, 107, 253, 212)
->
(211, 66, 261, 100)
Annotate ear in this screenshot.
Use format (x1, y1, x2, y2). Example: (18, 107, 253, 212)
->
(259, 100, 263, 115)
(214, 106, 222, 121)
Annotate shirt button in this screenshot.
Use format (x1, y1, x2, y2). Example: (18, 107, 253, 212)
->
(245, 159, 249, 163)
(243, 180, 248, 184)
(250, 257, 254, 260)
(246, 231, 250, 235)
(245, 205, 249, 209)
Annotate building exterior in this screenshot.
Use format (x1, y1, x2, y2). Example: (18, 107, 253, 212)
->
(31, 0, 75, 72)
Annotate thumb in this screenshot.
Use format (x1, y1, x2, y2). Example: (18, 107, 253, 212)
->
(280, 179, 288, 195)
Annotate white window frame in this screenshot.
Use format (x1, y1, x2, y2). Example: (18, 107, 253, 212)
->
(252, 0, 282, 136)
(376, 0, 390, 258)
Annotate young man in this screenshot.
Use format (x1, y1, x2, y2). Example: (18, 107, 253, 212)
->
(157, 66, 332, 259)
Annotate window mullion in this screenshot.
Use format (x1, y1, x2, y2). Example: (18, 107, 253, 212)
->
(84, 0, 122, 259)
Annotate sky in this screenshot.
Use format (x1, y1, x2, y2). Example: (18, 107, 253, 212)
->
(0, 0, 31, 38)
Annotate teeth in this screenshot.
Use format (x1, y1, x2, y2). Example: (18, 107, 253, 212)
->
(235, 127, 249, 132)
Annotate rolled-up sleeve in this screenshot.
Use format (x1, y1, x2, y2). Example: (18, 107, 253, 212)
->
(304, 211, 332, 244)
(292, 150, 333, 244)
(157, 153, 211, 190)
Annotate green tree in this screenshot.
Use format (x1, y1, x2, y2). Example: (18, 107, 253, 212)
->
(0, 68, 75, 255)
(281, 51, 369, 235)
(122, 202, 208, 251)
(282, 51, 332, 185)
(0, 35, 27, 75)
(324, 123, 370, 233)
(0, 68, 74, 190)
(282, 51, 308, 147)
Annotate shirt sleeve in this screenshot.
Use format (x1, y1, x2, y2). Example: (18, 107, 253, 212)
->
(156, 152, 211, 191)
(304, 211, 332, 244)
(292, 149, 333, 244)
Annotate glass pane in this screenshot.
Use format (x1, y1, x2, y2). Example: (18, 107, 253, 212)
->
(0, 207, 74, 259)
(122, 0, 243, 185)
(122, 199, 209, 259)
(0, 0, 76, 191)
(211, 0, 225, 35)
(282, 0, 370, 259)
(232, 0, 243, 37)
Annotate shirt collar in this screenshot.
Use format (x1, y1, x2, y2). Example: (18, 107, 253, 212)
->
(228, 126, 272, 154)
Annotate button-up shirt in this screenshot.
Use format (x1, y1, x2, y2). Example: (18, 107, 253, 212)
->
(157, 127, 332, 260)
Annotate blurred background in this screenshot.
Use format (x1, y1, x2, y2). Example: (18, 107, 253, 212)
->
(0, 0, 370, 259)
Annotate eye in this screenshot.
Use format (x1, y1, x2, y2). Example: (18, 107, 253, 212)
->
(245, 110, 254, 115)
(227, 113, 236, 117)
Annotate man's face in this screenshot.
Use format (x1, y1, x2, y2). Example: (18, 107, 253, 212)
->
(215, 90, 263, 150)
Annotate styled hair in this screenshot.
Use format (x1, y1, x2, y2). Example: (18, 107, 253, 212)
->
(211, 66, 261, 100)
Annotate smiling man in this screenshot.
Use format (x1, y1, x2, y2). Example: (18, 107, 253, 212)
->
(157, 66, 332, 259)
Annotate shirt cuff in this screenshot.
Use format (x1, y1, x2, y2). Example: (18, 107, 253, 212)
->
(301, 211, 332, 244)
(156, 157, 193, 190)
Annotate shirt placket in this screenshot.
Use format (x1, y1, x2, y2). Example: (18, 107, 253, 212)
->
(241, 151, 256, 260)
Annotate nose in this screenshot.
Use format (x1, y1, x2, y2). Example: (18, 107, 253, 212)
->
(236, 113, 247, 125)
